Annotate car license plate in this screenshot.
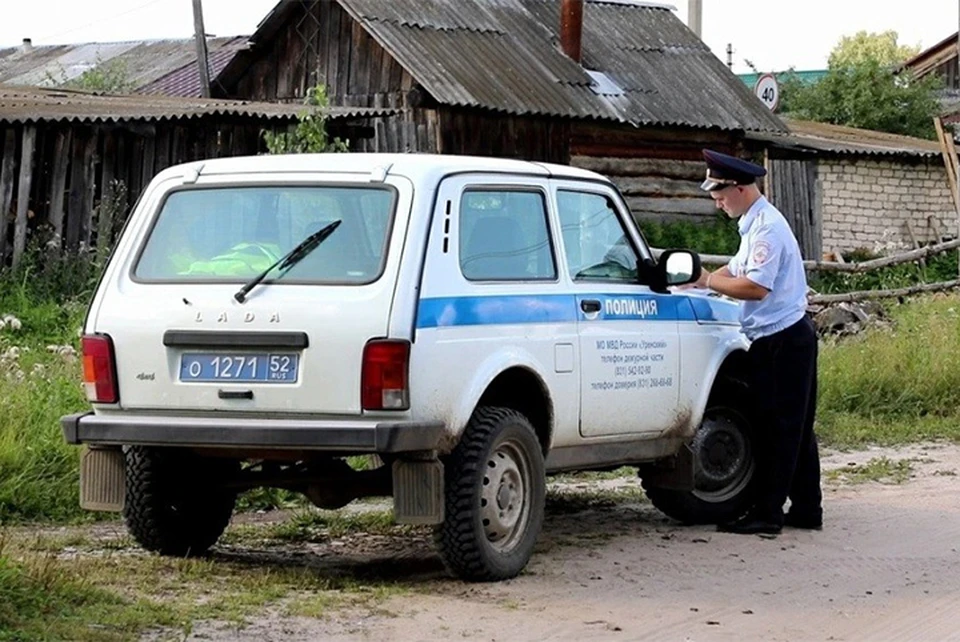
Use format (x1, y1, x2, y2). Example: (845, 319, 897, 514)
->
(179, 353, 299, 383)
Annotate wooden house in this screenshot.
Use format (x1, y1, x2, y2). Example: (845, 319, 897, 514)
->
(214, 0, 786, 227)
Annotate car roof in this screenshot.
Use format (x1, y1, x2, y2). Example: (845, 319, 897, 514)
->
(154, 153, 608, 185)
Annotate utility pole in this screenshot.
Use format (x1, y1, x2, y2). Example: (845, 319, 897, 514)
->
(726, 43, 734, 69)
(192, 0, 211, 98)
(688, 0, 702, 38)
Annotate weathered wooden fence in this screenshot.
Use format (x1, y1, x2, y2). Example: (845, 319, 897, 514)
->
(0, 119, 275, 270)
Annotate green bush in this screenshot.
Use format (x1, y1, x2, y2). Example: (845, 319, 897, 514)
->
(639, 217, 741, 256)
(262, 84, 348, 154)
(811, 250, 960, 294)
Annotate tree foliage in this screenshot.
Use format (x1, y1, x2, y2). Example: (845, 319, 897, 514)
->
(780, 31, 942, 140)
(262, 84, 349, 154)
(44, 57, 135, 94)
(828, 30, 920, 69)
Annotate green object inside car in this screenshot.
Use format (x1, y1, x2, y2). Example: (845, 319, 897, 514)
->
(180, 242, 282, 277)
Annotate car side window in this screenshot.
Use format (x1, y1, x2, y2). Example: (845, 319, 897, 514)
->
(459, 189, 556, 281)
(556, 190, 638, 281)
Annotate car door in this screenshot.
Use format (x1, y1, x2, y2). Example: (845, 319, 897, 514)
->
(413, 174, 580, 445)
(550, 181, 682, 438)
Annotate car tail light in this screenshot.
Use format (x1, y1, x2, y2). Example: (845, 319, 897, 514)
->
(361, 340, 410, 410)
(82, 334, 119, 404)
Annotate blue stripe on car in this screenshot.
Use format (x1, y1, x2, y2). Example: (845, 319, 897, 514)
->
(416, 295, 578, 328)
(415, 294, 736, 329)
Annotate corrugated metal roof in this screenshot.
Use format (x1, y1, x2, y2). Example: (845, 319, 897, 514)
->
(138, 42, 249, 97)
(0, 86, 396, 125)
(332, 0, 784, 131)
(748, 118, 941, 158)
(0, 37, 248, 97)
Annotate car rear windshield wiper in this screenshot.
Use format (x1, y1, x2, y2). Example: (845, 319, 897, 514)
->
(233, 220, 342, 303)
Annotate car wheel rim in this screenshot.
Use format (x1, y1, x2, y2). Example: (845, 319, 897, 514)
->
(691, 409, 753, 503)
(480, 439, 531, 553)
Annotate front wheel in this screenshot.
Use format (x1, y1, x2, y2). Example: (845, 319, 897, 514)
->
(434, 406, 546, 582)
(643, 400, 756, 524)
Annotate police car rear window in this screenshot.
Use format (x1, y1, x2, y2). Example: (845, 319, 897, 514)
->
(133, 185, 396, 284)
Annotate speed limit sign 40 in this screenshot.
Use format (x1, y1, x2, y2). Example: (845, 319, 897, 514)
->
(754, 73, 780, 112)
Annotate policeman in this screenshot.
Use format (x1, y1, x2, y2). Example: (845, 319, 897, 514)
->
(695, 149, 822, 535)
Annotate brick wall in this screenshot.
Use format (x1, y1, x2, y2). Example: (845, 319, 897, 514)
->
(820, 157, 955, 254)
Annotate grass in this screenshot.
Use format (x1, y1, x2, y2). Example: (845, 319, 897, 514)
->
(266, 508, 407, 542)
(0, 534, 179, 642)
(0, 283, 90, 523)
(824, 457, 914, 485)
(0, 521, 410, 642)
(815, 293, 960, 448)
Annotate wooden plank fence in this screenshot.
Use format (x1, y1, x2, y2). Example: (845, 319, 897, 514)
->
(0, 119, 275, 270)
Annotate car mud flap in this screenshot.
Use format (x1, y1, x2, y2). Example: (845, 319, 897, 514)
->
(392, 458, 444, 525)
(80, 446, 126, 512)
(639, 442, 695, 491)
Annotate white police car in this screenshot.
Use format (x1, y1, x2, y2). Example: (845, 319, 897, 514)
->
(62, 153, 755, 581)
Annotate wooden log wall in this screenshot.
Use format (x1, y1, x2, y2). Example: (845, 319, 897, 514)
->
(572, 155, 721, 225)
(570, 123, 744, 226)
(0, 119, 272, 270)
(438, 109, 570, 164)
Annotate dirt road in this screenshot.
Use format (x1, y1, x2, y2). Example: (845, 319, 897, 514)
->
(175, 442, 960, 642)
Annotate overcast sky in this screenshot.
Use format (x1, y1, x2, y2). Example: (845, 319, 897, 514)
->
(1, 0, 958, 74)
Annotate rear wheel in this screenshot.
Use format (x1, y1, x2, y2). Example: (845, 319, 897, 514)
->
(643, 396, 756, 524)
(124, 446, 238, 556)
(434, 406, 546, 582)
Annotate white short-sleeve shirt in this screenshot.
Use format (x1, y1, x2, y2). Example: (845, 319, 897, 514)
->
(727, 196, 808, 340)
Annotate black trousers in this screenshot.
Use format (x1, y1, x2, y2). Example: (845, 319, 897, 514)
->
(747, 315, 822, 520)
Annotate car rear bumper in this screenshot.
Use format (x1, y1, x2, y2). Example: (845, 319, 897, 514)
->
(61, 412, 445, 453)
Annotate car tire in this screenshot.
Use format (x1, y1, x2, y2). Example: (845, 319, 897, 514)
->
(434, 406, 546, 582)
(643, 389, 756, 524)
(123, 446, 238, 556)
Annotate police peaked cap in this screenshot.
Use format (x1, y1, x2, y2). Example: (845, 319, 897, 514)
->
(700, 149, 767, 192)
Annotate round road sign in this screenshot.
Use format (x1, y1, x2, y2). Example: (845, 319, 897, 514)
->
(754, 73, 780, 112)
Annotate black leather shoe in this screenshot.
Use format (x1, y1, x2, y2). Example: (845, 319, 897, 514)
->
(717, 514, 782, 535)
(784, 511, 823, 530)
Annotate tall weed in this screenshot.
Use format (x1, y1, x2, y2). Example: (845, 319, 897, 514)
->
(818, 294, 960, 418)
(0, 243, 93, 523)
(0, 354, 88, 522)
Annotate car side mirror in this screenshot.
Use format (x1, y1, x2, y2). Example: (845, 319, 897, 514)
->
(660, 250, 702, 287)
